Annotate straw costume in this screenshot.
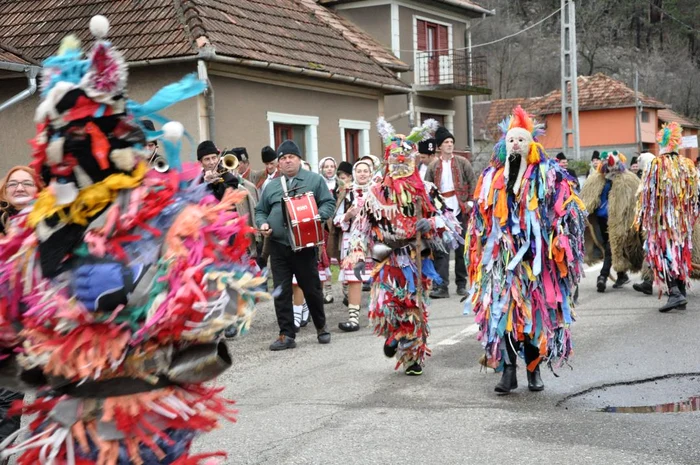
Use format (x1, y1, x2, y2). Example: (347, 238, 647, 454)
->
(0, 16, 267, 464)
(464, 106, 586, 394)
(634, 122, 700, 312)
(345, 118, 462, 376)
(580, 150, 644, 292)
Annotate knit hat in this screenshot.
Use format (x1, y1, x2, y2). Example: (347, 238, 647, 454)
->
(276, 140, 301, 159)
(418, 138, 436, 155)
(261, 146, 277, 164)
(555, 152, 566, 161)
(229, 147, 248, 163)
(435, 126, 455, 148)
(197, 140, 219, 161)
(337, 161, 353, 176)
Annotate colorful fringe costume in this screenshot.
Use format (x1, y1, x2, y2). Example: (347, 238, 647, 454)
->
(345, 119, 462, 373)
(0, 16, 267, 464)
(634, 122, 699, 311)
(464, 106, 586, 393)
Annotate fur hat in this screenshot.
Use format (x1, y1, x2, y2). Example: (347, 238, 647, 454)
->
(229, 147, 248, 163)
(276, 140, 302, 159)
(337, 161, 353, 176)
(197, 140, 219, 161)
(555, 152, 566, 161)
(435, 127, 454, 148)
(591, 151, 600, 161)
(418, 138, 436, 155)
(261, 146, 276, 163)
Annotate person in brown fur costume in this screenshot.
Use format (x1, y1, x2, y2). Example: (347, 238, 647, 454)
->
(581, 150, 644, 292)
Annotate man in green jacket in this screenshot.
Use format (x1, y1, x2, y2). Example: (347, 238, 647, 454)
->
(255, 140, 336, 350)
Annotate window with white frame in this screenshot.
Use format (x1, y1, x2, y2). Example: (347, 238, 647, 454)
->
(267, 112, 319, 169)
(339, 119, 371, 163)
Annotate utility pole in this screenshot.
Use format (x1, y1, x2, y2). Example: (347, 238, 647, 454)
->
(634, 67, 643, 154)
(560, 0, 580, 160)
(466, 26, 474, 152)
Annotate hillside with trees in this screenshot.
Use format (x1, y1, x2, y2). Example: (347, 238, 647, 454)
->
(472, 0, 700, 120)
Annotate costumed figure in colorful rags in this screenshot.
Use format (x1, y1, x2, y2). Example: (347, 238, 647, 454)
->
(464, 106, 586, 394)
(0, 16, 268, 464)
(345, 118, 462, 376)
(634, 122, 700, 312)
(580, 150, 644, 293)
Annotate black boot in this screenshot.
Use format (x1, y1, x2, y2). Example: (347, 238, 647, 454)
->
(596, 275, 607, 293)
(527, 365, 545, 391)
(632, 279, 653, 295)
(659, 286, 687, 312)
(494, 364, 517, 394)
(612, 272, 630, 289)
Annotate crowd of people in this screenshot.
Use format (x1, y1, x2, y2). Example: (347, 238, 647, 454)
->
(0, 14, 698, 465)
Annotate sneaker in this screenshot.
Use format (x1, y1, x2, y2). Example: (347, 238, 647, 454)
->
(632, 281, 653, 295)
(430, 286, 449, 299)
(456, 286, 467, 296)
(317, 326, 331, 344)
(405, 363, 423, 376)
(383, 339, 398, 358)
(612, 272, 630, 289)
(596, 275, 606, 293)
(269, 335, 296, 351)
(224, 325, 238, 339)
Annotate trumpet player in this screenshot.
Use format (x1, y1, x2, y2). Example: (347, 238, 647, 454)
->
(197, 140, 239, 200)
(142, 119, 160, 165)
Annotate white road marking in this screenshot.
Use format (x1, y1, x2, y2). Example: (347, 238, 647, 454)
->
(435, 324, 478, 346)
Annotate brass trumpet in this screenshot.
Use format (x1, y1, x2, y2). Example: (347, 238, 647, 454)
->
(218, 153, 239, 173)
(152, 155, 169, 173)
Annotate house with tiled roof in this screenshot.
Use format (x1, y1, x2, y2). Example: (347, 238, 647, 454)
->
(472, 74, 699, 166)
(0, 0, 493, 174)
(324, 0, 493, 154)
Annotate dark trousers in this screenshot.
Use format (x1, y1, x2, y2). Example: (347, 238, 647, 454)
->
(503, 334, 540, 366)
(434, 212, 467, 289)
(269, 240, 326, 338)
(598, 216, 613, 278)
(0, 388, 22, 443)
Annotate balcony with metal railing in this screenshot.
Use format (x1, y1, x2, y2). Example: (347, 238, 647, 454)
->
(414, 50, 490, 98)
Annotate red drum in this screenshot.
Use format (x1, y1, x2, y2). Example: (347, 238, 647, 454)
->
(283, 192, 325, 251)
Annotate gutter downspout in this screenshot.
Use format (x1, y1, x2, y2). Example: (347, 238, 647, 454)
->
(0, 66, 39, 113)
(197, 58, 215, 142)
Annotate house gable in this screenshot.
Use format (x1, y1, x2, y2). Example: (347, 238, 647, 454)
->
(0, 0, 409, 92)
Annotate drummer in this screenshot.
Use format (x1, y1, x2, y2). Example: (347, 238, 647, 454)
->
(255, 140, 336, 351)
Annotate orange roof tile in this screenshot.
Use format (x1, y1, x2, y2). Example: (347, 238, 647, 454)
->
(658, 108, 700, 129)
(534, 73, 667, 115)
(474, 97, 542, 141)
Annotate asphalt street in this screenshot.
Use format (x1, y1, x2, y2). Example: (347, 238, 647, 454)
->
(191, 262, 700, 465)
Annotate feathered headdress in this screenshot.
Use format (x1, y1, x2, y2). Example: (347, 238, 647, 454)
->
(657, 121, 683, 155)
(377, 117, 438, 160)
(492, 105, 546, 166)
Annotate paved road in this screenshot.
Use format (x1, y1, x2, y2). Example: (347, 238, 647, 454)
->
(192, 264, 700, 465)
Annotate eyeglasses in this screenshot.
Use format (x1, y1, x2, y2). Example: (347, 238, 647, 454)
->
(6, 181, 36, 190)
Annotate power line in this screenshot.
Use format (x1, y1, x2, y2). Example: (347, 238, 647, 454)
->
(647, 0, 700, 34)
(386, 7, 562, 53)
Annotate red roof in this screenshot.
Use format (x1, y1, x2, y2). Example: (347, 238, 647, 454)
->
(0, 42, 37, 67)
(658, 108, 700, 130)
(534, 73, 667, 115)
(0, 0, 409, 91)
(474, 97, 542, 141)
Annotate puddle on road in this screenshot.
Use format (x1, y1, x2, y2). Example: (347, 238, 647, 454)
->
(600, 395, 700, 413)
(558, 373, 700, 414)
